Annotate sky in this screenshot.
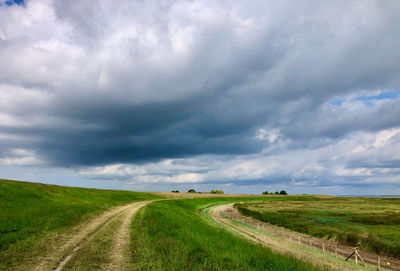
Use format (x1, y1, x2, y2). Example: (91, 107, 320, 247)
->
(1, 0, 400, 195)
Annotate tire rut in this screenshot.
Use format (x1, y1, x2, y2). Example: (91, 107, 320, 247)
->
(33, 202, 147, 271)
(101, 201, 150, 271)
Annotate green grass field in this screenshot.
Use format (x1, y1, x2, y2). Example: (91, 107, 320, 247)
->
(130, 197, 320, 271)
(235, 196, 400, 258)
(0, 179, 163, 268)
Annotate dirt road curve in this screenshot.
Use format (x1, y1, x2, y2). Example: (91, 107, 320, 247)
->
(208, 204, 380, 271)
(29, 201, 151, 271)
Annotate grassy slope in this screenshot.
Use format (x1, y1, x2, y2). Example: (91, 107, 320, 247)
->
(235, 196, 400, 258)
(0, 179, 163, 268)
(130, 197, 320, 271)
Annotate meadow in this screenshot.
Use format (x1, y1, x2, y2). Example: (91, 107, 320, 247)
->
(234, 196, 400, 258)
(0, 179, 163, 268)
(129, 197, 320, 271)
(1, 180, 322, 271)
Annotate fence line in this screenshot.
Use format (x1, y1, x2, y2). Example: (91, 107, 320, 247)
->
(219, 210, 400, 271)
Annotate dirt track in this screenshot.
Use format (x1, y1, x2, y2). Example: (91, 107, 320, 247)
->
(24, 201, 152, 271)
(208, 203, 395, 271)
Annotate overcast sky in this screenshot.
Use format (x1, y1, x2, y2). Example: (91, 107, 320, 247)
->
(1, 0, 400, 194)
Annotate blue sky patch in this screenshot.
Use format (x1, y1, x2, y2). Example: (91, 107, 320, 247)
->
(1, 0, 24, 6)
(353, 91, 400, 107)
(330, 91, 400, 107)
(330, 98, 343, 106)
(354, 91, 400, 101)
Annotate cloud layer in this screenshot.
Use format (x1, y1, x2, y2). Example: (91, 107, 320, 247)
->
(1, 0, 400, 194)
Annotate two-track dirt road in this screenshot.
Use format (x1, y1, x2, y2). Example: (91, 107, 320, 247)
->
(14, 201, 152, 271)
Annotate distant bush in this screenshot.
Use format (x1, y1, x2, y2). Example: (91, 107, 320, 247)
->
(274, 191, 279, 195)
(171, 190, 179, 193)
(210, 189, 224, 194)
(280, 190, 287, 195)
(262, 191, 269, 195)
(187, 189, 196, 193)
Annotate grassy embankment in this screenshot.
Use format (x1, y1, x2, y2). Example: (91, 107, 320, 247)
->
(130, 197, 321, 271)
(0, 179, 163, 269)
(234, 196, 400, 258)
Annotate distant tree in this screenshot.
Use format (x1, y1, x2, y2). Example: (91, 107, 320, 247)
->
(274, 191, 279, 195)
(262, 191, 269, 195)
(211, 189, 224, 194)
(171, 190, 179, 193)
(279, 190, 287, 195)
(188, 189, 196, 193)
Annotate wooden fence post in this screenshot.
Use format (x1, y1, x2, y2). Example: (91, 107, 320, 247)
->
(354, 249, 358, 265)
(298, 236, 301, 245)
(322, 242, 325, 253)
(378, 256, 381, 270)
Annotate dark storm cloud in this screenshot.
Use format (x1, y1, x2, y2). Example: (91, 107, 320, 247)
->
(1, 95, 267, 166)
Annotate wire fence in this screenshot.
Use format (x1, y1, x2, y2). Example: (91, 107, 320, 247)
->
(219, 209, 400, 271)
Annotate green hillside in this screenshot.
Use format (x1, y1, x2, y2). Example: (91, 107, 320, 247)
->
(0, 179, 163, 268)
